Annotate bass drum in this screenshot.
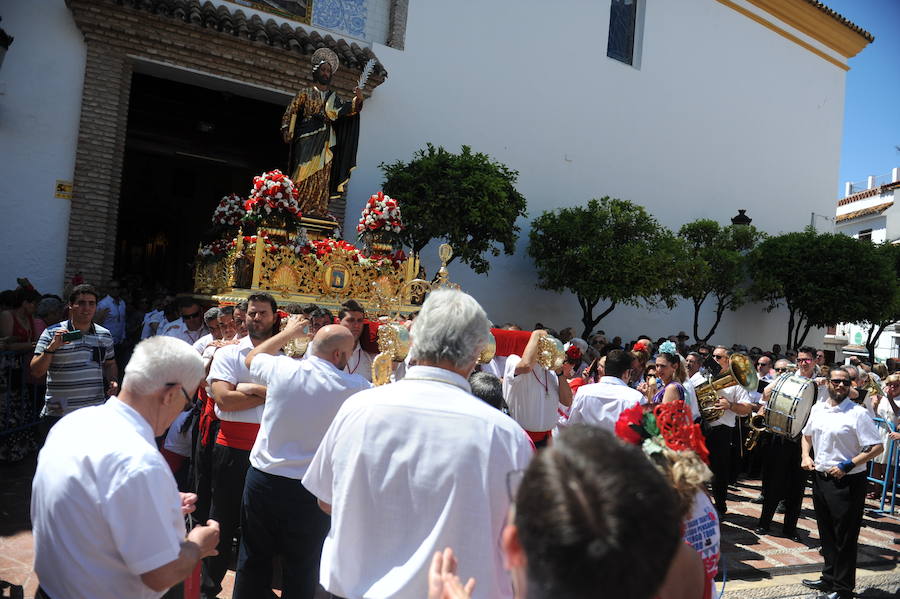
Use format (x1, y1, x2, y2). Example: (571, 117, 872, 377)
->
(765, 373, 816, 438)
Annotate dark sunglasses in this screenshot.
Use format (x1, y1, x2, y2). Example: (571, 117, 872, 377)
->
(183, 311, 202, 320)
(775, 367, 789, 373)
(829, 379, 852, 386)
(797, 358, 813, 363)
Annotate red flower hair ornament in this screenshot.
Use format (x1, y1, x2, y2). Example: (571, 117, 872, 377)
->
(614, 400, 709, 464)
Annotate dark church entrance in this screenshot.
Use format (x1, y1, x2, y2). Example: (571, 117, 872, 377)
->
(115, 73, 285, 293)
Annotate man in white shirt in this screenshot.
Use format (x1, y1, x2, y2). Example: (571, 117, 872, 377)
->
(192, 308, 224, 354)
(303, 290, 532, 599)
(755, 347, 825, 538)
(503, 329, 573, 448)
(163, 299, 209, 346)
(95, 280, 126, 345)
(201, 293, 277, 599)
(233, 320, 369, 598)
(799, 367, 882, 599)
(706, 346, 753, 514)
(562, 349, 642, 431)
(31, 336, 219, 599)
(337, 299, 375, 382)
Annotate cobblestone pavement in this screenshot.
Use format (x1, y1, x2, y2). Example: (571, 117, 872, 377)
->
(2, 453, 898, 598)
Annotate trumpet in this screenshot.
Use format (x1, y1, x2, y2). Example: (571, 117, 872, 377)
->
(745, 413, 767, 451)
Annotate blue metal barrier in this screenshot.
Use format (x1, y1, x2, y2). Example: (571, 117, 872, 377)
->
(867, 416, 898, 515)
(0, 350, 43, 443)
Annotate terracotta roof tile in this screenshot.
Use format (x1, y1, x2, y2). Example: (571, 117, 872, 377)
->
(803, 1, 874, 42)
(112, 0, 387, 77)
(837, 181, 900, 206)
(835, 201, 893, 223)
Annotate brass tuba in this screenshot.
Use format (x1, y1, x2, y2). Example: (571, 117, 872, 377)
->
(695, 354, 759, 422)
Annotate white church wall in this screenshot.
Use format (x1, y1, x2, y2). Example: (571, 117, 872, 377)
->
(0, 0, 86, 295)
(346, 0, 851, 347)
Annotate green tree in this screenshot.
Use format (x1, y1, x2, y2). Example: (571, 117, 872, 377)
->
(676, 220, 764, 344)
(860, 242, 900, 362)
(528, 197, 682, 338)
(380, 144, 527, 274)
(748, 229, 893, 349)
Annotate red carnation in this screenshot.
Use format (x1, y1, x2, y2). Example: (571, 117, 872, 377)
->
(614, 404, 646, 445)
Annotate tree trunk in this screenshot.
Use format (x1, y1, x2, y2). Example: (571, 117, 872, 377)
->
(786, 306, 796, 350)
(866, 321, 890, 363)
(578, 295, 616, 339)
(701, 296, 731, 344)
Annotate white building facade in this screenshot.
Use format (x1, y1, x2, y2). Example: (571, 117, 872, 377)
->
(0, 0, 873, 349)
(826, 167, 900, 362)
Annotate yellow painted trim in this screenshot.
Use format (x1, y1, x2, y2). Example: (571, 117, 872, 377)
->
(745, 0, 871, 59)
(716, 0, 850, 71)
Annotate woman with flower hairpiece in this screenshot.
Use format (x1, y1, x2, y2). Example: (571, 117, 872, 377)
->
(639, 341, 687, 405)
(614, 401, 718, 599)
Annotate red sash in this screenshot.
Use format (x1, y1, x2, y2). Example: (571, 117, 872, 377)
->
(216, 420, 260, 451)
(525, 429, 551, 444)
(198, 387, 219, 447)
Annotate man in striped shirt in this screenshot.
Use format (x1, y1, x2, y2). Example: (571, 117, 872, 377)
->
(31, 284, 117, 431)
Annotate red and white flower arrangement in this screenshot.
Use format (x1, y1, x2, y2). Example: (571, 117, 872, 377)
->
(357, 192, 404, 237)
(212, 194, 245, 227)
(197, 238, 234, 262)
(243, 170, 303, 224)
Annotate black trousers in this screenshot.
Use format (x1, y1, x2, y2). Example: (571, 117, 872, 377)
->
(201, 443, 251, 598)
(758, 436, 806, 533)
(233, 467, 330, 599)
(192, 419, 220, 525)
(706, 424, 733, 510)
(812, 471, 867, 596)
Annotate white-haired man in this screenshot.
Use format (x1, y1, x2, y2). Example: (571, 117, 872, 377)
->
(233, 321, 370, 598)
(31, 336, 220, 599)
(303, 290, 532, 599)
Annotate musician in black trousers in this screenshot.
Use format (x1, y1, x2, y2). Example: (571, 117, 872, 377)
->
(754, 347, 822, 540)
(800, 368, 882, 599)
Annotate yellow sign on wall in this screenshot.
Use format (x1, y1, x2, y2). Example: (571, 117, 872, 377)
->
(55, 180, 73, 199)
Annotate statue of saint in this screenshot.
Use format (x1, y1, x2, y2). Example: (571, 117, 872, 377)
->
(281, 48, 364, 217)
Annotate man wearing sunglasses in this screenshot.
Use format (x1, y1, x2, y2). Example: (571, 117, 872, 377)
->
(800, 368, 882, 599)
(163, 298, 210, 346)
(755, 346, 825, 540)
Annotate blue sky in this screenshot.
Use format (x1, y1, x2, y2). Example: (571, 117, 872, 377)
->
(825, 0, 900, 197)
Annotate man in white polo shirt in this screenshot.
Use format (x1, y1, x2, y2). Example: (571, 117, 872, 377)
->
(31, 336, 219, 599)
(163, 298, 209, 346)
(303, 289, 532, 599)
(233, 320, 369, 598)
(800, 367, 882, 599)
(201, 293, 277, 599)
(561, 349, 642, 431)
(503, 329, 573, 448)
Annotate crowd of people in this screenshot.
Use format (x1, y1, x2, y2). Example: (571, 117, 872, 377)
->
(1, 276, 897, 599)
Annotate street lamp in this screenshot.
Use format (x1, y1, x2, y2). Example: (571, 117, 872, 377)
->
(810, 212, 834, 231)
(731, 209, 752, 226)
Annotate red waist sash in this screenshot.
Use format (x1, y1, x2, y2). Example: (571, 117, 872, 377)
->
(216, 420, 260, 451)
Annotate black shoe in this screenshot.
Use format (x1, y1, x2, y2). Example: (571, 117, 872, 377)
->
(802, 578, 831, 592)
(815, 593, 849, 599)
(784, 531, 801, 542)
(776, 499, 786, 514)
(754, 526, 769, 535)
(750, 495, 764, 504)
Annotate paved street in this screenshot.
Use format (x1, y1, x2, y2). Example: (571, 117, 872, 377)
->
(1, 454, 898, 598)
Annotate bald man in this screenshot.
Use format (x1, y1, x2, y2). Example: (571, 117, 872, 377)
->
(233, 319, 371, 599)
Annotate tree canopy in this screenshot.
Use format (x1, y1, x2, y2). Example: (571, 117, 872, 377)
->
(748, 229, 894, 349)
(676, 219, 764, 343)
(859, 242, 900, 361)
(380, 144, 527, 274)
(528, 197, 682, 338)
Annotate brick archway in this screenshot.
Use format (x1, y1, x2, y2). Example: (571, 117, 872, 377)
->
(65, 0, 386, 287)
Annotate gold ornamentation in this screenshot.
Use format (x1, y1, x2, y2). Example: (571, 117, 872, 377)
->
(478, 333, 496, 364)
(371, 352, 394, 387)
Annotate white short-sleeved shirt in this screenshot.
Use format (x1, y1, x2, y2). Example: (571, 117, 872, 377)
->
(140, 309, 163, 339)
(802, 397, 882, 475)
(708, 385, 752, 428)
(250, 354, 370, 479)
(31, 397, 184, 599)
(561, 376, 643, 431)
(302, 365, 532, 599)
(344, 344, 375, 382)
(97, 295, 126, 344)
(208, 336, 265, 423)
(163, 319, 207, 346)
(192, 333, 215, 354)
(502, 354, 560, 432)
(481, 356, 507, 380)
(164, 409, 194, 458)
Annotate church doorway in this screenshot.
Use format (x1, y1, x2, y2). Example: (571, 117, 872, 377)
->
(115, 72, 286, 294)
